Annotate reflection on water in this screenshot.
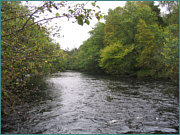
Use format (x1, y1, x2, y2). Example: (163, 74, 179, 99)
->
(1, 70, 179, 134)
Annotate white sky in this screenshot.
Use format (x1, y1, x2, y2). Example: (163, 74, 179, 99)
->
(23, 1, 161, 50)
(54, 1, 126, 50)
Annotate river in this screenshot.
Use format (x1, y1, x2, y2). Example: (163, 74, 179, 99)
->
(1, 70, 179, 134)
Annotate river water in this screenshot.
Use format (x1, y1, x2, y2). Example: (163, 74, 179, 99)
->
(2, 70, 179, 134)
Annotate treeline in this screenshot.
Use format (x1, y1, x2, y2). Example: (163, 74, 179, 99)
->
(67, 1, 179, 81)
(1, 1, 101, 115)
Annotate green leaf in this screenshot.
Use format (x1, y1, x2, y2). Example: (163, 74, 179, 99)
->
(47, 8, 52, 13)
(87, 9, 92, 12)
(3, 92, 10, 98)
(91, 2, 95, 6)
(85, 19, 90, 25)
(69, 9, 74, 14)
(96, 16, 100, 21)
(77, 16, 83, 26)
(40, 7, 44, 13)
(96, 5, 100, 9)
(56, 13, 59, 16)
(100, 14, 103, 19)
(52, 4, 58, 10)
(4, 92, 7, 96)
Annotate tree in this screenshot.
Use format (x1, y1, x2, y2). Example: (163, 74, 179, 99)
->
(99, 41, 135, 75)
(101, 1, 159, 76)
(159, 1, 179, 13)
(159, 1, 179, 25)
(68, 22, 105, 73)
(139, 1, 167, 27)
(66, 1, 178, 82)
(1, 1, 102, 115)
(161, 24, 179, 80)
(135, 19, 155, 69)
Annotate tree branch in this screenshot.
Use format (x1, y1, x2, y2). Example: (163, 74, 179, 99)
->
(1, 15, 66, 37)
(1, 1, 91, 37)
(1, 2, 49, 37)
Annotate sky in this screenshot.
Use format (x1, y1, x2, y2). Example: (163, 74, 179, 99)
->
(53, 1, 126, 50)
(23, 1, 161, 50)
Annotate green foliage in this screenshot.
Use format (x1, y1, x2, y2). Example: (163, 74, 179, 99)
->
(102, 1, 158, 76)
(159, 1, 179, 13)
(99, 1, 179, 80)
(1, 1, 102, 115)
(159, 1, 179, 25)
(68, 22, 105, 73)
(100, 41, 135, 74)
(66, 1, 179, 81)
(135, 19, 155, 68)
(104, 1, 157, 47)
(161, 24, 179, 79)
(145, 1, 167, 27)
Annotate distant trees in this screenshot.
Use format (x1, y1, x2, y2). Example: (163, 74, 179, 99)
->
(67, 1, 179, 81)
(68, 22, 105, 73)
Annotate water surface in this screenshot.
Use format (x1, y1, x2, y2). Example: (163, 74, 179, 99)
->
(2, 70, 179, 134)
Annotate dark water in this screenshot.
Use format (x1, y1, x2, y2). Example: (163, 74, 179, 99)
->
(2, 70, 179, 134)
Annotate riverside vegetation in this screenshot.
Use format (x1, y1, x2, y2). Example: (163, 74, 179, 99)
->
(67, 1, 179, 81)
(1, 1, 179, 116)
(1, 1, 102, 115)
